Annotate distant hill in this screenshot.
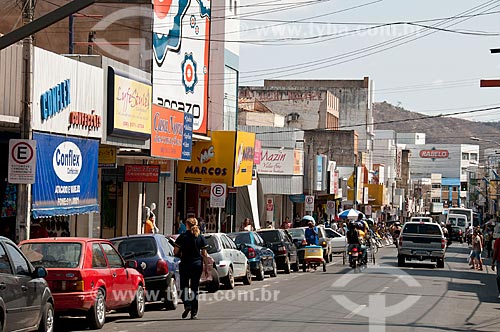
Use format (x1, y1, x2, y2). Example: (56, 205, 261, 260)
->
(372, 101, 500, 152)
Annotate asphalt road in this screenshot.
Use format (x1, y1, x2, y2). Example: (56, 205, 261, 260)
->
(55, 244, 500, 332)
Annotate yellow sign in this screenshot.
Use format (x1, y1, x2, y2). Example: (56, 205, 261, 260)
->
(177, 131, 255, 187)
(98, 146, 117, 168)
(110, 69, 152, 137)
(233, 131, 256, 187)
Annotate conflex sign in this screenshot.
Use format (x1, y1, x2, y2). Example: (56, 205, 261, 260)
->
(40, 79, 71, 121)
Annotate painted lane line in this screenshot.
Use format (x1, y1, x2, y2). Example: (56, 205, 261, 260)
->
(379, 286, 389, 293)
(344, 304, 366, 319)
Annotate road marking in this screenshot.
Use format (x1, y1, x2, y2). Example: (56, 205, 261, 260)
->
(379, 286, 389, 293)
(262, 284, 270, 288)
(344, 304, 366, 319)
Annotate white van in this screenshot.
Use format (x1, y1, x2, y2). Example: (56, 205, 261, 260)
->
(446, 213, 467, 239)
(410, 217, 434, 223)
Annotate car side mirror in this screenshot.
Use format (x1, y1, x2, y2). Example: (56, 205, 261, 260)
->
(126, 260, 138, 269)
(33, 266, 47, 278)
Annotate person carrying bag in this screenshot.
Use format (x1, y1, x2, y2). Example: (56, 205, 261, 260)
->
(174, 217, 209, 320)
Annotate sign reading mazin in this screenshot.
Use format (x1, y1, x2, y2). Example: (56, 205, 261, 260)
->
(152, 0, 210, 135)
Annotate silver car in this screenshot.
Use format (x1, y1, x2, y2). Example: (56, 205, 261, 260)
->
(204, 233, 252, 289)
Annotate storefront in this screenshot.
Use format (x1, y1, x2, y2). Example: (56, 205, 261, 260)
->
(30, 47, 103, 238)
(176, 131, 255, 233)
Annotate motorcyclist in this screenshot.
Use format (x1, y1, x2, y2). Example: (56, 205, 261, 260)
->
(305, 220, 319, 245)
(347, 214, 368, 264)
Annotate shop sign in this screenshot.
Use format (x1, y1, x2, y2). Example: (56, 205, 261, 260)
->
(108, 67, 152, 139)
(32, 48, 103, 139)
(233, 131, 256, 187)
(177, 131, 255, 187)
(315, 155, 323, 191)
(419, 149, 449, 159)
(32, 132, 99, 218)
(98, 146, 116, 168)
(289, 194, 305, 203)
(294, 150, 304, 175)
(150, 104, 193, 160)
(253, 140, 262, 165)
(152, 0, 210, 135)
(150, 159, 172, 174)
(124, 164, 160, 183)
(257, 148, 294, 175)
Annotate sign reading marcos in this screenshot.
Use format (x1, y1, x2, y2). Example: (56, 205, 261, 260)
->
(32, 132, 98, 218)
(177, 131, 255, 187)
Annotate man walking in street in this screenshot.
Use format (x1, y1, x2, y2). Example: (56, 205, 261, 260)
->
(491, 235, 500, 298)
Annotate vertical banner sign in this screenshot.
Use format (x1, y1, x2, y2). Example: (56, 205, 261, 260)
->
(326, 200, 335, 216)
(266, 197, 274, 223)
(8, 139, 37, 184)
(152, 0, 211, 135)
(32, 132, 98, 218)
(315, 155, 323, 191)
(210, 183, 226, 208)
(305, 195, 315, 212)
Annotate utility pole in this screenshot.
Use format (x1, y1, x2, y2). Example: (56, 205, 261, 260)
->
(17, 0, 35, 242)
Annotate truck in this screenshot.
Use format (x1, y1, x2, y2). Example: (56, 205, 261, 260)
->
(397, 221, 447, 268)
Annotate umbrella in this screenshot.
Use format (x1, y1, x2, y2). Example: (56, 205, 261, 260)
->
(339, 209, 364, 220)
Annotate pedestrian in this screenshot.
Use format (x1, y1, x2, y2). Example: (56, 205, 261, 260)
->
(485, 227, 493, 258)
(491, 235, 500, 299)
(240, 218, 254, 231)
(280, 216, 292, 229)
(471, 229, 483, 270)
(198, 217, 206, 234)
(144, 214, 155, 234)
(293, 213, 301, 228)
(178, 218, 187, 234)
(174, 217, 209, 320)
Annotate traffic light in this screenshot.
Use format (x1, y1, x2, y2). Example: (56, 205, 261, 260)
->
(460, 182, 468, 191)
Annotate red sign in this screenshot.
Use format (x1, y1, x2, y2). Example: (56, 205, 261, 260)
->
(150, 105, 184, 160)
(266, 203, 274, 211)
(124, 164, 160, 182)
(419, 150, 449, 159)
(254, 140, 262, 165)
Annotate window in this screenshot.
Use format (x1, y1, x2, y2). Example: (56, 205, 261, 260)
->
(204, 235, 220, 254)
(471, 153, 478, 161)
(113, 237, 157, 260)
(5, 243, 30, 276)
(159, 236, 174, 256)
(462, 153, 469, 160)
(92, 243, 107, 268)
(254, 233, 266, 247)
(20, 242, 81, 268)
(431, 198, 441, 203)
(221, 235, 236, 250)
(101, 243, 123, 268)
(0, 244, 12, 274)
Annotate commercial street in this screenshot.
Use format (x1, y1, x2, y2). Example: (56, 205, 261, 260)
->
(56, 244, 500, 332)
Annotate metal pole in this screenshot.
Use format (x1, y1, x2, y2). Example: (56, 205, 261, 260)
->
(217, 208, 221, 233)
(69, 14, 74, 54)
(16, 0, 34, 243)
(353, 162, 358, 210)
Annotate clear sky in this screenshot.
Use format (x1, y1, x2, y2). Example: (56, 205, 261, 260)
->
(238, 0, 500, 122)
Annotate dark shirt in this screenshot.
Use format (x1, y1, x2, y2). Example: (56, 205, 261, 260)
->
(347, 229, 360, 245)
(174, 231, 208, 265)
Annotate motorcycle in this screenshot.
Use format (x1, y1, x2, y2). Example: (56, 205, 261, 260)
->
(348, 244, 365, 269)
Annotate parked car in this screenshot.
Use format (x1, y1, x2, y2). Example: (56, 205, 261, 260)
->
(20, 238, 145, 330)
(227, 231, 277, 280)
(166, 234, 220, 293)
(0, 236, 53, 332)
(256, 229, 299, 273)
(288, 226, 333, 263)
(324, 228, 347, 254)
(110, 234, 179, 309)
(204, 233, 252, 289)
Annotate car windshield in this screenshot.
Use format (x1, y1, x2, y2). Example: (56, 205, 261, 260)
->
(204, 236, 219, 254)
(457, 219, 466, 227)
(287, 228, 305, 239)
(20, 242, 82, 268)
(258, 231, 281, 243)
(403, 224, 441, 236)
(227, 233, 251, 245)
(112, 237, 157, 259)
(325, 229, 340, 238)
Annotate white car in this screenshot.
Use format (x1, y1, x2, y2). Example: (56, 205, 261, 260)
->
(324, 228, 347, 253)
(204, 233, 252, 289)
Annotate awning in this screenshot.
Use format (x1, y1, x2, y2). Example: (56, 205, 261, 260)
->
(31, 132, 99, 218)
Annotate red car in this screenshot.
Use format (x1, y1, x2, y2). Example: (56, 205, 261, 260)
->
(19, 237, 145, 330)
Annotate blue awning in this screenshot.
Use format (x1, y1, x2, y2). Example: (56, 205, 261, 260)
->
(442, 178, 460, 186)
(32, 204, 99, 219)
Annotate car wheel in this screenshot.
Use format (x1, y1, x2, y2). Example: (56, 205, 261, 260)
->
(437, 258, 445, 268)
(164, 278, 178, 310)
(269, 260, 277, 277)
(243, 264, 252, 285)
(397, 255, 405, 267)
(284, 257, 291, 274)
(256, 262, 265, 281)
(292, 260, 300, 272)
(206, 268, 220, 293)
(223, 266, 235, 289)
(38, 302, 54, 332)
(129, 285, 145, 318)
(87, 288, 106, 329)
